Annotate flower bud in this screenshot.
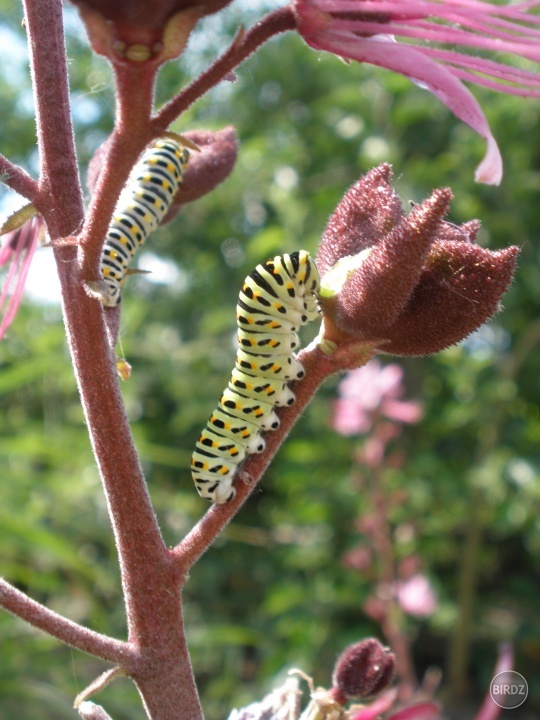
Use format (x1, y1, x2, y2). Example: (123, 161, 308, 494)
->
(316, 165, 519, 358)
(331, 638, 395, 703)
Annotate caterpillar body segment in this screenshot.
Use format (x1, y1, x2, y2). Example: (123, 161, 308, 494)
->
(237, 328, 300, 354)
(235, 348, 305, 381)
(100, 138, 189, 307)
(206, 408, 267, 453)
(229, 368, 296, 407)
(191, 251, 321, 503)
(218, 387, 281, 430)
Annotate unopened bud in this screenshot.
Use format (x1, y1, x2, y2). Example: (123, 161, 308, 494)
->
(331, 639, 395, 703)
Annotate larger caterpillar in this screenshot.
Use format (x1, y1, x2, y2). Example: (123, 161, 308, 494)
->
(100, 138, 190, 307)
(191, 251, 321, 504)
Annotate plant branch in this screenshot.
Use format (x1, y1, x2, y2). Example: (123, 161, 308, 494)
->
(370, 475, 417, 698)
(173, 338, 373, 571)
(447, 488, 483, 697)
(22, 4, 203, 716)
(0, 578, 131, 664)
(79, 65, 158, 282)
(23, 0, 84, 236)
(153, 6, 297, 131)
(0, 155, 39, 204)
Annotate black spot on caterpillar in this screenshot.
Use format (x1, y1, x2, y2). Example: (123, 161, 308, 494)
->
(191, 251, 320, 503)
(100, 138, 189, 307)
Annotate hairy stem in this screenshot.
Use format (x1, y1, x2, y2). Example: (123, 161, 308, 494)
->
(22, 3, 203, 716)
(0, 155, 39, 204)
(153, 6, 297, 131)
(371, 476, 417, 698)
(80, 65, 158, 281)
(23, 0, 83, 235)
(0, 579, 131, 663)
(173, 339, 372, 571)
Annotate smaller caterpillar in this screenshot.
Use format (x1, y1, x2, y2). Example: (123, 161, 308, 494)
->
(191, 251, 321, 504)
(100, 138, 190, 307)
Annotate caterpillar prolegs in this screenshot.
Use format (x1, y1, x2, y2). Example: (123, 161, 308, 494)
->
(100, 138, 190, 307)
(191, 251, 321, 504)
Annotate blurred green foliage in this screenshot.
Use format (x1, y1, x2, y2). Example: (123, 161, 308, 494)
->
(0, 1, 539, 718)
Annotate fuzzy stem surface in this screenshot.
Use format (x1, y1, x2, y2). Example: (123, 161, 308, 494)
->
(174, 339, 373, 570)
(153, 6, 297, 130)
(0, 155, 39, 204)
(20, 3, 203, 716)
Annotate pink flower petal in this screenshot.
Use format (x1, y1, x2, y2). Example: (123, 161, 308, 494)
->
(0, 219, 42, 340)
(309, 31, 503, 183)
(387, 701, 441, 720)
(382, 399, 423, 424)
(333, 398, 373, 435)
(396, 574, 437, 617)
(350, 688, 398, 720)
(474, 643, 514, 720)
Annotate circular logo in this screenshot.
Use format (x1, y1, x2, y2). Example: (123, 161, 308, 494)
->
(490, 671, 528, 709)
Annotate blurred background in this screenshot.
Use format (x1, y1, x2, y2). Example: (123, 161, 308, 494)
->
(0, 0, 539, 717)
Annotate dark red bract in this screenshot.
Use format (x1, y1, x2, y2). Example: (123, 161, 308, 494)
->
(69, 0, 233, 29)
(317, 165, 519, 357)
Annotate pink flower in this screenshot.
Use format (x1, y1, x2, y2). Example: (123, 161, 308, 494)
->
(0, 217, 43, 340)
(351, 690, 441, 720)
(294, 0, 540, 184)
(386, 702, 442, 720)
(474, 642, 513, 720)
(396, 574, 437, 617)
(350, 688, 399, 720)
(333, 359, 422, 436)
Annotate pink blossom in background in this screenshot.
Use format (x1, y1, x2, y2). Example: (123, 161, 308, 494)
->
(474, 642, 513, 720)
(396, 574, 437, 617)
(294, 0, 540, 184)
(333, 360, 423, 436)
(0, 217, 43, 340)
(350, 688, 398, 720)
(342, 544, 373, 573)
(351, 690, 441, 720)
(386, 702, 442, 720)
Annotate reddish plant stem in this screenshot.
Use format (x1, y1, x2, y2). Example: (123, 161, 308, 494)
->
(81, 7, 297, 282)
(80, 65, 158, 281)
(370, 469, 417, 698)
(153, 6, 297, 131)
(23, 0, 84, 234)
(0, 579, 131, 663)
(174, 341, 364, 571)
(22, 3, 203, 716)
(60, 235, 203, 719)
(131, 598, 201, 720)
(0, 156, 39, 204)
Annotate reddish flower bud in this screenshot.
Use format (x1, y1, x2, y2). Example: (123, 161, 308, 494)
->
(317, 165, 519, 357)
(331, 638, 395, 704)
(87, 127, 237, 221)
(70, 0, 231, 28)
(69, 0, 230, 64)
(163, 127, 238, 219)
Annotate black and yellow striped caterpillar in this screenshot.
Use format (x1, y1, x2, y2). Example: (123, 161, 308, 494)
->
(191, 251, 321, 503)
(100, 138, 190, 307)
